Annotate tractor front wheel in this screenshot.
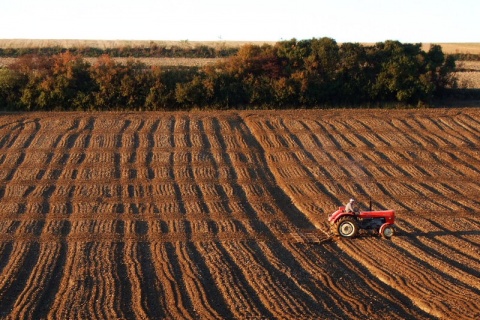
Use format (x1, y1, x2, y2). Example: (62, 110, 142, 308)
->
(336, 217, 359, 238)
(380, 224, 395, 239)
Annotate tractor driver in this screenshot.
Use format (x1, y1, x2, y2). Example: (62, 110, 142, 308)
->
(345, 198, 359, 215)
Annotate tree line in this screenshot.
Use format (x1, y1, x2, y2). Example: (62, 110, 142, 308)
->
(0, 44, 238, 59)
(0, 38, 457, 111)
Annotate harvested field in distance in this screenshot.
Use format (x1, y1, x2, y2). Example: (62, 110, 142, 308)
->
(0, 39, 274, 49)
(456, 70, 480, 89)
(0, 108, 479, 319)
(86, 57, 222, 67)
(456, 61, 480, 88)
(0, 56, 224, 68)
(427, 43, 480, 54)
(1, 39, 479, 54)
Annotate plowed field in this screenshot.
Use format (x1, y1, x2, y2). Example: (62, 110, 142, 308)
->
(0, 109, 479, 319)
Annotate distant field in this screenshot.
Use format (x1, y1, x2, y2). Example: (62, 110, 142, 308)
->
(1, 39, 480, 54)
(428, 42, 480, 54)
(0, 39, 275, 50)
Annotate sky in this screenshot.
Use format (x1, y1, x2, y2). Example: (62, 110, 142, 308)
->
(1, 0, 479, 43)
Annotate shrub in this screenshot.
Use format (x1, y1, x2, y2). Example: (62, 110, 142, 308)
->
(0, 39, 457, 111)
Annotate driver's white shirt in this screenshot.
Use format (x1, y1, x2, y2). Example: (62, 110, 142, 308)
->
(345, 202, 354, 213)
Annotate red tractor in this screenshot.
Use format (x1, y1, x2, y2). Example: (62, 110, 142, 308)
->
(328, 200, 395, 239)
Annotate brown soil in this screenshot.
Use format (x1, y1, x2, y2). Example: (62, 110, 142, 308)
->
(0, 108, 479, 319)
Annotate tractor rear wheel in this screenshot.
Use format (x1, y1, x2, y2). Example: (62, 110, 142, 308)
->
(336, 217, 359, 238)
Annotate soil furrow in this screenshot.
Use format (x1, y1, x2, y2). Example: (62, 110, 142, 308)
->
(136, 241, 167, 318)
(151, 241, 194, 319)
(0, 110, 479, 319)
(316, 242, 435, 319)
(204, 241, 275, 318)
(0, 241, 14, 275)
(30, 240, 68, 319)
(47, 241, 82, 318)
(175, 242, 223, 319)
(187, 242, 235, 318)
(243, 116, 341, 221)
(400, 216, 480, 264)
(394, 233, 480, 291)
(113, 242, 136, 319)
(255, 240, 357, 318)
(455, 113, 480, 136)
(436, 117, 479, 146)
(409, 117, 458, 147)
(339, 238, 479, 319)
(225, 240, 317, 318)
(8, 243, 60, 318)
(0, 242, 40, 316)
(0, 119, 26, 149)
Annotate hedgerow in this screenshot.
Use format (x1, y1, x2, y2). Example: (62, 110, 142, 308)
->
(0, 44, 238, 59)
(0, 38, 457, 111)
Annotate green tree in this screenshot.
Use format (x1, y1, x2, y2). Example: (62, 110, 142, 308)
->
(5, 52, 94, 110)
(7, 54, 52, 110)
(0, 67, 24, 110)
(275, 38, 311, 73)
(336, 42, 370, 103)
(45, 51, 94, 110)
(144, 66, 169, 110)
(175, 74, 209, 107)
(299, 38, 340, 104)
(90, 55, 151, 110)
(369, 41, 456, 103)
(425, 44, 456, 91)
(370, 41, 425, 102)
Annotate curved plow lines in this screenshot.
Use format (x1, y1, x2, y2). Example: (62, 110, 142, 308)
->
(395, 232, 480, 291)
(333, 113, 476, 214)
(255, 241, 362, 318)
(149, 241, 200, 319)
(4, 118, 40, 150)
(0, 117, 28, 149)
(7, 243, 61, 319)
(454, 112, 480, 136)
(435, 116, 480, 146)
(195, 241, 272, 318)
(221, 241, 318, 318)
(406, 117, 461, 148)
(243, 116, 342, 222)
(314, 243, 433, 319)
(122, 242, 152, 319)
(0, 110, 479, 319)
(0, 241, 40, 316)
(47, 242, 122, 319)
(399, 216, 480, 270)
(339, 238, 480, 319)
(0, 242, 13, 274)
(197, 116, 311, 235)
(171, 242, 224, 319)
(242, 109, 480, 319)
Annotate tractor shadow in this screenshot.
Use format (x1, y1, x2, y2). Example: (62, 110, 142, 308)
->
(394, 218, 480, 239)
(395, 228, 480, 238)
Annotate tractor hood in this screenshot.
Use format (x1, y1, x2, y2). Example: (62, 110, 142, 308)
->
(328, 206, 395, 224)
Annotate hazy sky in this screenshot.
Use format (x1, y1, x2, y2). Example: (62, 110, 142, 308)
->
(1, 0, 478, 42)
